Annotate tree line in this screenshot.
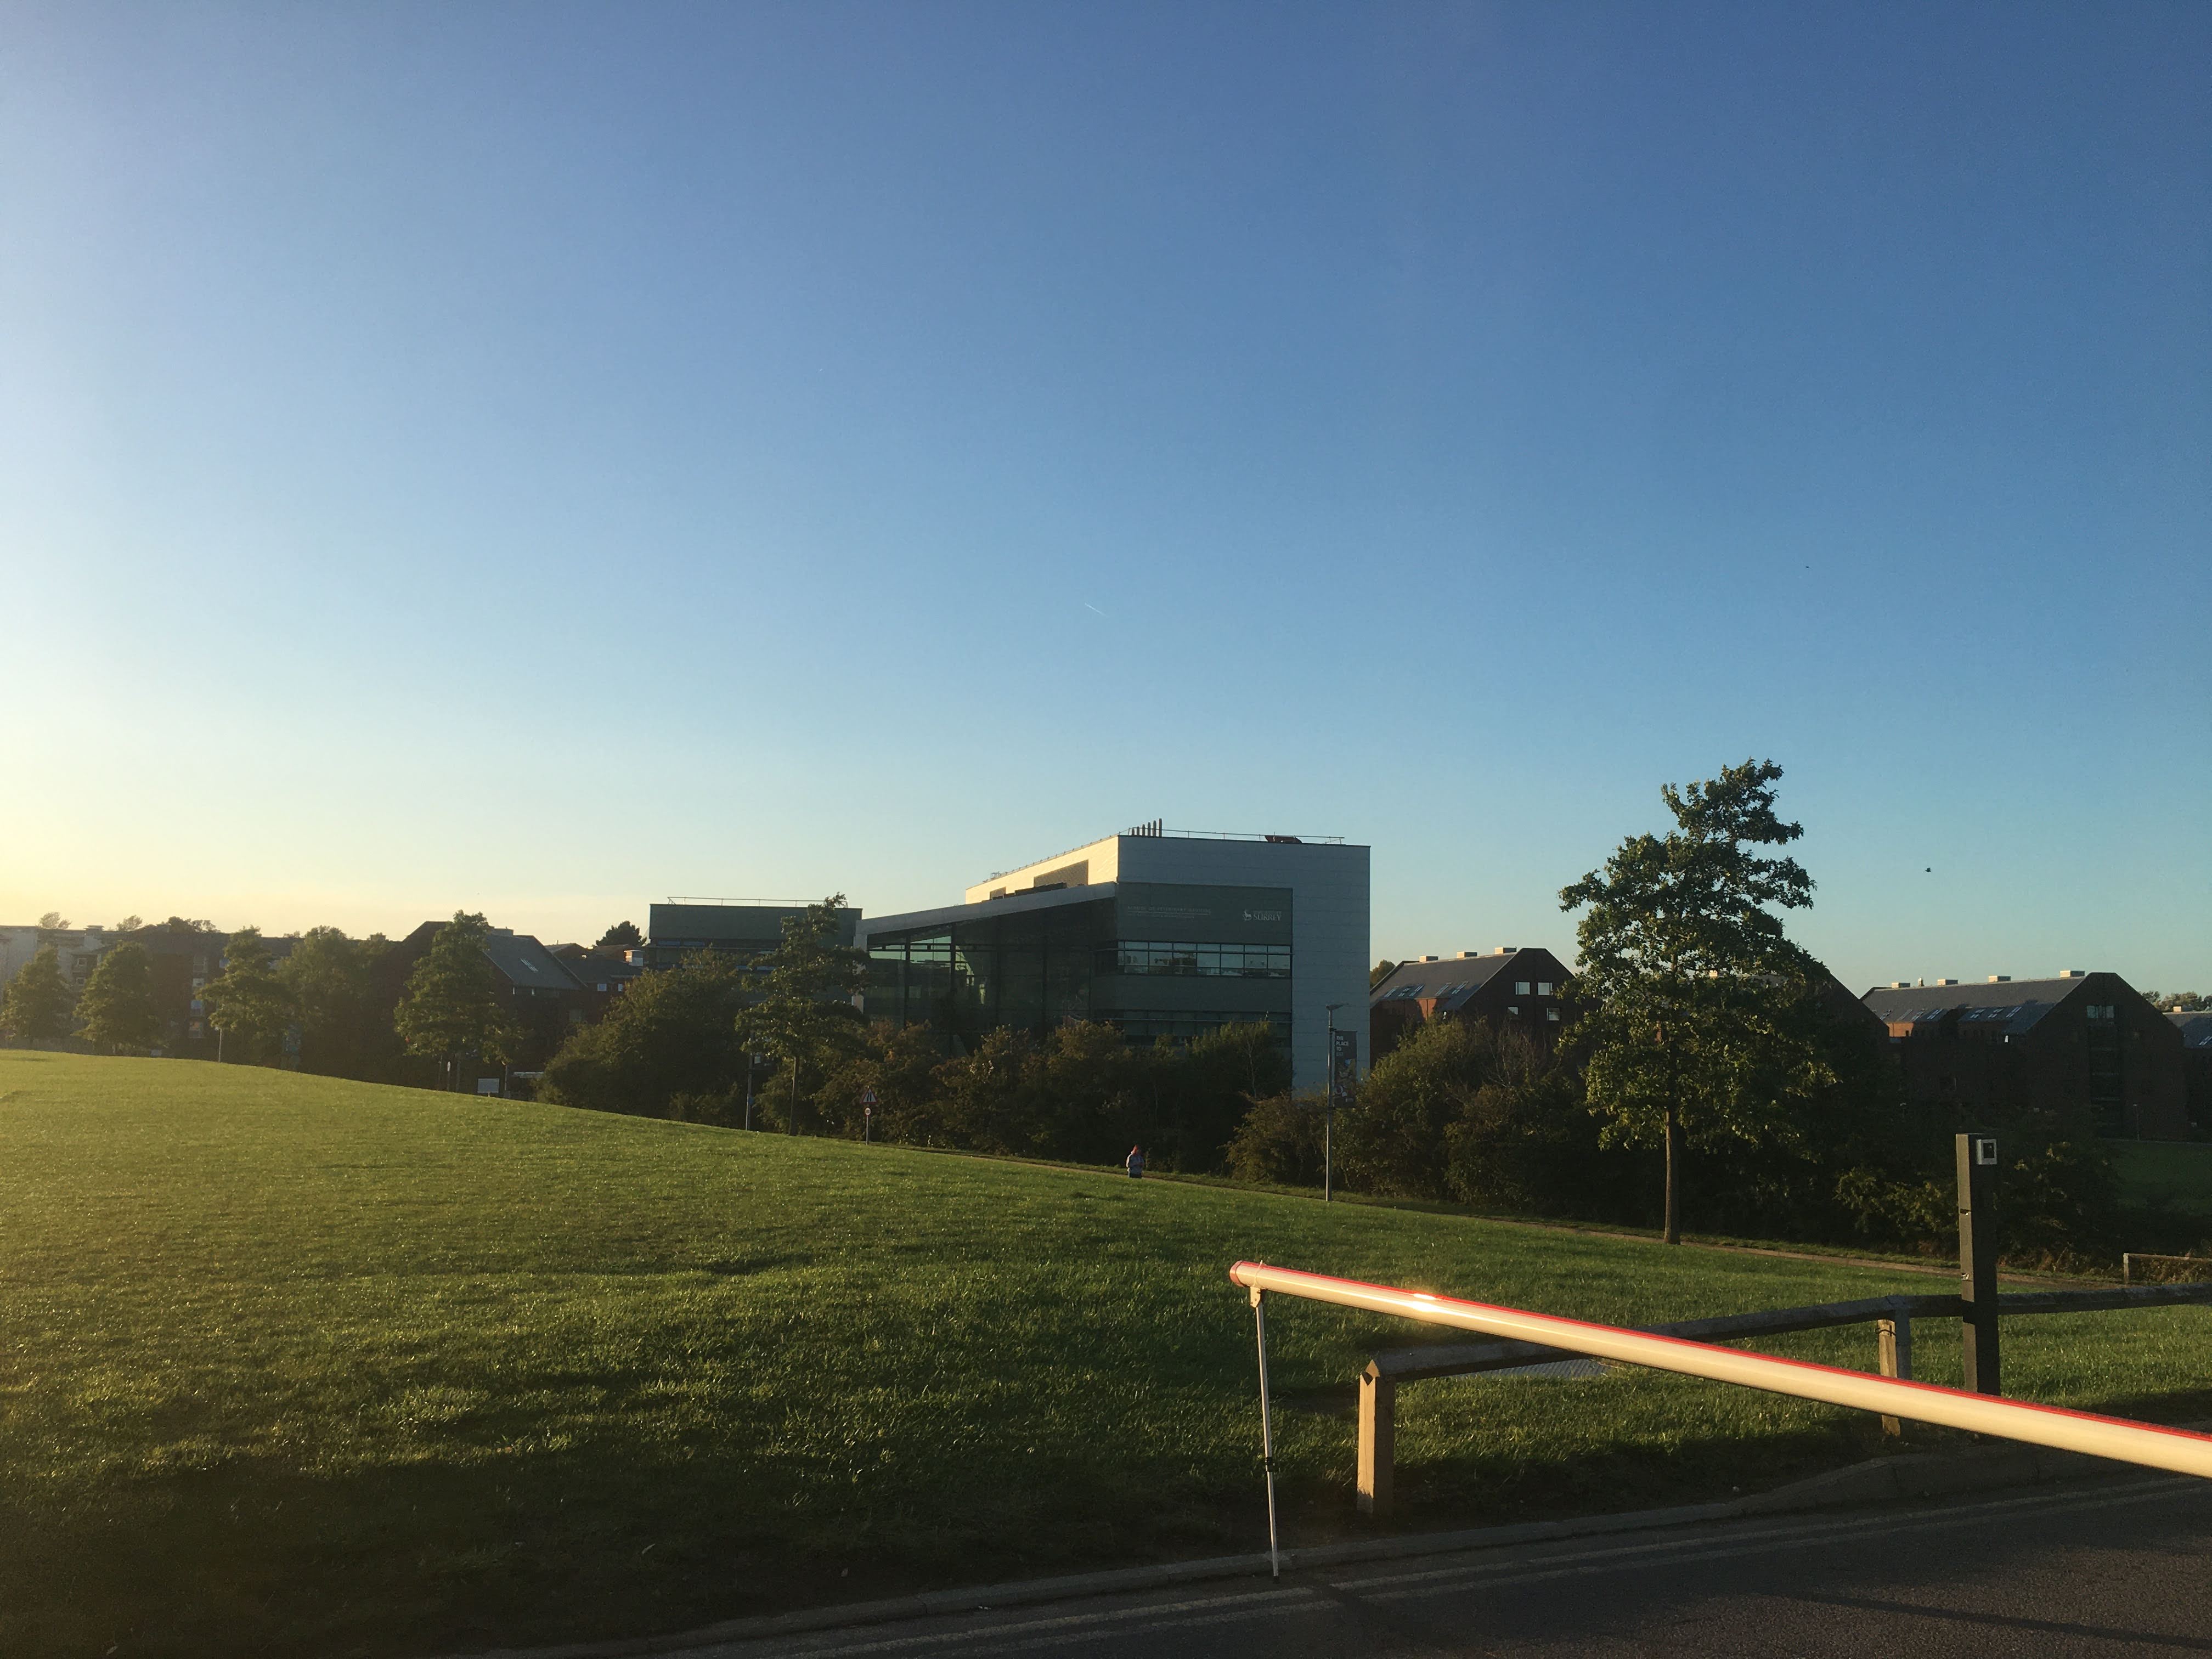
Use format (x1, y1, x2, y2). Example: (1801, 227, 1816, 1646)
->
(7, 761, 2140, 1262)
(0, 914, 647, 1079)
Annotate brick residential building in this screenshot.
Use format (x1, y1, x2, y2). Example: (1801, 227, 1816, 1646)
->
(1368, 946, 1576, 1063)
(1863, 972, 2187, 1141)
(2171, 1010, 2212, 1139)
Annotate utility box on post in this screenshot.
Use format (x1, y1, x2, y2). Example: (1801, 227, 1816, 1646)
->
(1957, 1132, 2001, 1395)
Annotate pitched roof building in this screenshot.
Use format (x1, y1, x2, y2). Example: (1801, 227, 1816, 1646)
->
(1368, 946, 1574, 1062)
(2171, 1010, 2212, 1139)
(1863, 972, 2186, 1141)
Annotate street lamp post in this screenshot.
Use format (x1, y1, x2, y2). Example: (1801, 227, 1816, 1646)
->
(1323, 1003, 1344, 1204)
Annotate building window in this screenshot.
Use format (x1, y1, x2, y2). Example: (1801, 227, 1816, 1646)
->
(1104, 941, 1291, 979)
(1507, 1005, 1521, 1015)
(1536, 981, 1553, 996)
(1515, 981, 1531, 996)
(1547, 1007, 1560, 1022)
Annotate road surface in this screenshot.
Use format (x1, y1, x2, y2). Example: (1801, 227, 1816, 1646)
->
(686, 1476, 2212, 1657)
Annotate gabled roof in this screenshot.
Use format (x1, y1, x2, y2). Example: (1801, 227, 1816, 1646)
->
(2173, 1011, 2212, 1051)
(1369, 949, 1568, 1013)
(482, 932, 582, 992)
(1860, 976, 2096, 1035)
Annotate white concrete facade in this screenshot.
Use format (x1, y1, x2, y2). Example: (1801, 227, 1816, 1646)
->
(972, 831, 1370, 1093)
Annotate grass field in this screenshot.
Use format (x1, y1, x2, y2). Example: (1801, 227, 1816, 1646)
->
(2113, 1138, 2212, 1222)
(8, 1051, 2212, 1659)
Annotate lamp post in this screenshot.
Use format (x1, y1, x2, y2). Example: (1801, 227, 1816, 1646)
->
(1323, 1002, 1344, 1204)
(744, 1052, 763, 1131)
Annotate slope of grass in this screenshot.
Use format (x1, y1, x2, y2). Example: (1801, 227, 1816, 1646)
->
(6, 1051, 2211, 1658)
(2114, 1138, 2212, 1222)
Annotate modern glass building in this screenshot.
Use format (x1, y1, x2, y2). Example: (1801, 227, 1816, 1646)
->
(644, 901, 860, 969)
(857, 827, 1368, 1092)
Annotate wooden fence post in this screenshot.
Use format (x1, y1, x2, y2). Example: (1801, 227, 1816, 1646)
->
(1357, 1363, 1395, 1517)
(1877, 1313, 1912, 1437)
(1958, 1132, 2001, 1396)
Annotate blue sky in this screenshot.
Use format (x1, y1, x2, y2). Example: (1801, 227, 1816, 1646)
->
(4, 1, 2207, 991)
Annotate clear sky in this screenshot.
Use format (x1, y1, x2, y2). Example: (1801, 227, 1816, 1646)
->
(4, 1, 2207, 992)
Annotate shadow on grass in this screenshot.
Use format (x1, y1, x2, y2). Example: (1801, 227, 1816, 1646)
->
(26, 1382, 2212, 1659)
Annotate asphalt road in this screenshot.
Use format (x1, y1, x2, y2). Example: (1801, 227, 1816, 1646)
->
(686, 1477, 2212, 1658)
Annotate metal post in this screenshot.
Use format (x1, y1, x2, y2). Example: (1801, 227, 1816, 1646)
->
(1250, 1286, 1282, 1579)
(1323, 1003, 1343, 1204)
(1957, 1132, 2000, 1396)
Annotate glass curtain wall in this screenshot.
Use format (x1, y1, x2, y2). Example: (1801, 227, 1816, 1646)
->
(867, 900, 1113, 1052)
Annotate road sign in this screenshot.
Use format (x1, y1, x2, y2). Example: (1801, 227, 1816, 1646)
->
(859, 1087, 878, 1107)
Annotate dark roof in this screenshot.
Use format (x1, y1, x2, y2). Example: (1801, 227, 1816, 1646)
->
(648, 903, 859, 949)
(2172, 1011, 2212, 1050)
(1369, 949, 1567, 1013)
(859, 883, 1120, 943)
(483, 932, 583, 992)
(1860, 976, 2100, 1034)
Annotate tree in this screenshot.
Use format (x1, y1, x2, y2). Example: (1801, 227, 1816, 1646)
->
(821, 1019, 950, 1141)
(75, 942, 161, 1053)
(114, 915, 144, 935)
(280, 928, 396, 1077)
(36, 912, 70, 947)
(1370, 959, 1398, 990)
(732, 896, 870, 1133)
(1, 946, 75, 1042)
(595, 920, 644, 954)
(2145, 990, 2209, 1013)
(541, 949, 751, 1118)
(393, 912, 516, 1071)
(1559, 758, 1824, 1244)
(1338, 1016, 1547, 1200)
(198, 927, 295, 1064)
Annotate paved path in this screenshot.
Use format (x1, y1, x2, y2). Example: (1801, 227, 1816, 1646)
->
(682, 1477, 2212, 1657)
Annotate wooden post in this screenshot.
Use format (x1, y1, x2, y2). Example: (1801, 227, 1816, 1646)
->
(1356, 1363, 1395, 1517)
(1958, 1132, 2001, 1396)
(1877, 1313, 1912, 1437)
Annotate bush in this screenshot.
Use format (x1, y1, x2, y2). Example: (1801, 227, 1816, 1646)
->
(1224, 1092, 1328, 1186)
(540, 951, 751, 1118)
(1336, 1019, 1547, 1199)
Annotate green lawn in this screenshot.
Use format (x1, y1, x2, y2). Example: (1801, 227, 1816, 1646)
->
(2113, 1138, 2212, 1221)
(7, 1052, 2211, 1659)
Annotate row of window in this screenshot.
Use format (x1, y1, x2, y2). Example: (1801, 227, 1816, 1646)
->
(1385, 979, 1555, 1001)
(1105, 941, 1292, 979)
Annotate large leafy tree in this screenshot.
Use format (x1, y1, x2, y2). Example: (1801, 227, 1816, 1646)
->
(594, 920, 644, 954)
(281, 927, 394, 1076)
(732, 896, 870, 1133)
(540, 949, 751, 1118)
(198, 927, 295, 1064)
(1, 946, 76, 1041)
(1559, 758, 1827, 1244)
(393, 912, 516, 1068)
(75, 942, 161, 1053)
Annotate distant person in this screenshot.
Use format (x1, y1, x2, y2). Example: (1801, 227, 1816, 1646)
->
(1126, 1145, 1145, 1180)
